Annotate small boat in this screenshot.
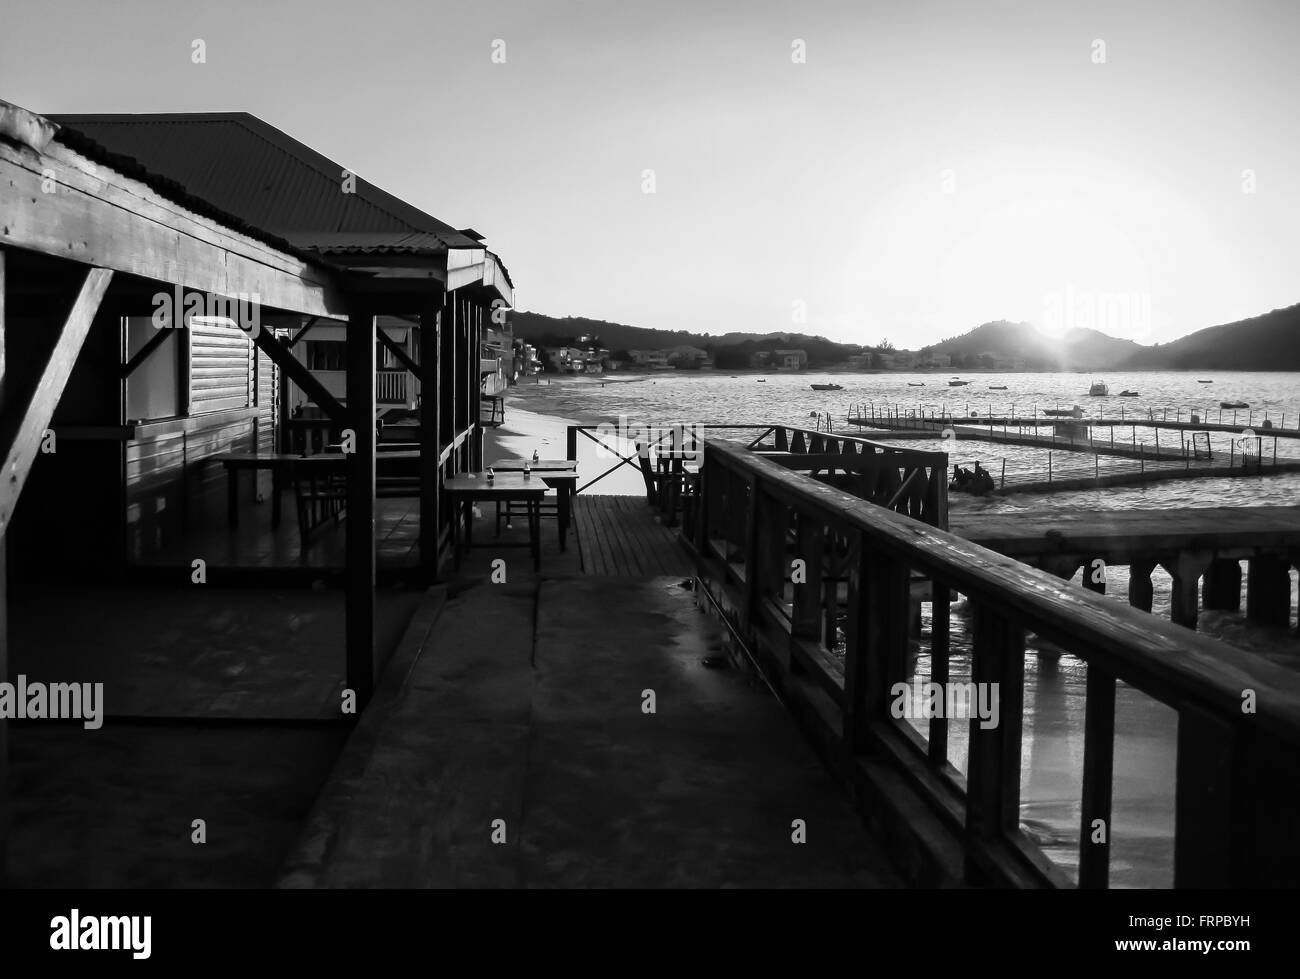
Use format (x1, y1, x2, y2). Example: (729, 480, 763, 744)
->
(1088, 381, 1109, 396)
(1043, 408, 1078, 417)
(1118, 390, 1139, 397)
(948, 379, 970, 387)
(810, 383, 843, 391)
(1220, 400, 1248, 409)
(989, 385, 1008, 390)
(907, 382, 926, 387)
(1198, 379, 1213, 384)
(756, 378, 766, 383)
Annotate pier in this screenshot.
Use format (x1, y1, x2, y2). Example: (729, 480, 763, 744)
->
(844, 405, 1300, 492)
(950, 507, 1300, 631)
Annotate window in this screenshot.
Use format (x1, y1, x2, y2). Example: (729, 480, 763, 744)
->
(124, 317, 179, 423)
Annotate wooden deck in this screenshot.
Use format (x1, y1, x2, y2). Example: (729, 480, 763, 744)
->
(279, 576, 899, 888)
(573, 494, 695, 577)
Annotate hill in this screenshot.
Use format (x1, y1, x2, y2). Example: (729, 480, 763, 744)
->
(507, 310, 860, 365)
(919, 321, 1142, 370)
(1121, 303, 1300, 370)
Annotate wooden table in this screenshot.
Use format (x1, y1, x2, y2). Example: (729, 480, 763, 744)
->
(211, 452, 305, 528)
(444, 473, 549, 571)
(489, 459, 578, 550)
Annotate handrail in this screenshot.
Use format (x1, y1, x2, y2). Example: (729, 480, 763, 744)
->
(693, 437, 1300, 888)
(566, 422, 949, 527)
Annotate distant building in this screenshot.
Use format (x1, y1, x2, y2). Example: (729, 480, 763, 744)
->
(666, 345, 713, 369)
(773, 349, 807, 370)
(628, 349, 672, 368)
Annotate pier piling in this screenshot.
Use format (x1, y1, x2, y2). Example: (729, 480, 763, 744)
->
(1127, 561, 1156, 614)
(1202, 559, 1243, 612)
(1246, 556, 1292, 628)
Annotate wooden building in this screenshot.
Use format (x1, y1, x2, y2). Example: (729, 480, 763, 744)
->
(0, 100, 513, 871)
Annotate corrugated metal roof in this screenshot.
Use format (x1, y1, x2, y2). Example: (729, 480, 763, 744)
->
(291, 231, 451, 255)
(46, 112, 484, 251)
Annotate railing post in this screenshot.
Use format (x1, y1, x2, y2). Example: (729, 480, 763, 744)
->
(1078, 665, 1116, 888)
(927, 575, 951, 766)
(790, 512, 825, 646)
(1173, 708, 1236, 887)
(964, 605, 1025, 879)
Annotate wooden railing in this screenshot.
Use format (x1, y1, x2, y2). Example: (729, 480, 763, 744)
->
(376, 370, 408, 405)
(565, 422, 948, 528)
(691, 437, 1300, 888)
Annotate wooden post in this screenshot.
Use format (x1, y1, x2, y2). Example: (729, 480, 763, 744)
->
(441, 291, 456, 453)
(1082, 556, 1106, 595)
(1173, 707, 1236, 887)
(1164, 554, 1209, 630)
(1078, 665, 1115, 888)
(927, 576, 951, 766)
(790, 513, 824, 645)
(1128, 560, 1155, 613)
(1202, 558, 1242, 611)
(965, 606, 1025, 877)
(419, 292, 442, 576)
(1246, 556, 1291, 627)
(0, 251, 7, 883)
(346, 307, 377, 708)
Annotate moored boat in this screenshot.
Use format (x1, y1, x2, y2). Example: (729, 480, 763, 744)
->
(948, 379, 970, 387)
(810, 383, 843, 391)
(1118, 389, 1139, 397)
(1088, 380, 1109, 396)
(1220, 400, 1248, 409)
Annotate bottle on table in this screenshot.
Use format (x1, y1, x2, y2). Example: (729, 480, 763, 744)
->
(487, 467, 495, 484)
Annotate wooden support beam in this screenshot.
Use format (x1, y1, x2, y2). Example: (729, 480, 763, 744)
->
(1174, 707, 1236, 887)
(0, 250, 8, 883)
(441, 292, 456, 450)
(1128, 559, 1156, 613)
(252, 329, 346, 422)
(346, 309, 377, 708)
(965, 606, 1025, 872)
(927, 576, 951, 766)
(1246, 556, 1291, 628)
(1078, 665, 1116, 888)
(1164, 554, 1210, 629)
(377, 328, 422, 381)
(418, 294, 442, 575)
(1203, 558, 1242, 611)
(0, 267, 113, 531)
(0, 139, 347, 318)
(288, 317, 319, 348)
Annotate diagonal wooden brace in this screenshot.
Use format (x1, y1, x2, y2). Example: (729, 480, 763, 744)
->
(252, 328, 346, 422)
(0, 267, 113, 530)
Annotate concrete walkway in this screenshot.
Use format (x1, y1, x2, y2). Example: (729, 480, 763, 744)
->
(279, 575, 899, 887)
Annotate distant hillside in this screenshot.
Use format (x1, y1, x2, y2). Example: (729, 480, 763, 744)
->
(511, 304, 1300, 371)
(508, 312, 706, 352)
(507, 310, 859, 365)
(920, 321, 1142, 370)
(1122, 303, 1300, 370)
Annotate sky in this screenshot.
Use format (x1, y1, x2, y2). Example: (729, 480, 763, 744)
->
(2, 0, 1297, 347)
